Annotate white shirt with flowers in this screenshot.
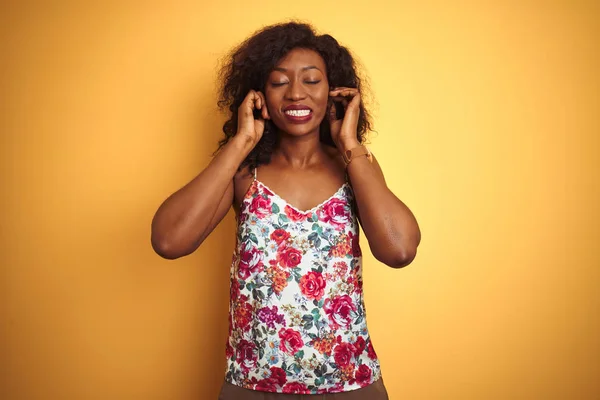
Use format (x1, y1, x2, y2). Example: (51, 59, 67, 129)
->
(224, 175, 382, 394)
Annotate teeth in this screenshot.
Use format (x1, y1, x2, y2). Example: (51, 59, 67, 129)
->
(285, 109, 311, 117)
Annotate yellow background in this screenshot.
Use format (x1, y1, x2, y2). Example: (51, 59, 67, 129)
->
(1, 1, 598, 399)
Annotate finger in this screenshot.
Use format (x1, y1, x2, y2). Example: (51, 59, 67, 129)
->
(240, 90, 257, 118)
(253, 92, 262, 112)
(336, 89, 359, 98)
(330, 87, 355, 92)
(329, 86, 354, 92)
(257, 91, 269, 120)
(329, 88, 358, 96)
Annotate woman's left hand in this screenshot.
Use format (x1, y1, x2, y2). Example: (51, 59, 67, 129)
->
(328, 87, 361, 152)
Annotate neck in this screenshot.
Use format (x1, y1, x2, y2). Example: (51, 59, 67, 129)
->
(274, 130, 327, 168)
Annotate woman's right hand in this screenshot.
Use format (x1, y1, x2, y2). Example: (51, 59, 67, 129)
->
(236, 90, 270, 146)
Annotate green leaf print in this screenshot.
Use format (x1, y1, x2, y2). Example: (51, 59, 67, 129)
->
(253, 288, 265, 301)
(292, 269, 302, 282)
(302, 315, 314, 322)
(278, 214, 289, 225)
(290, 363, 301, 374)
(294, 350, 305, 359)
(248, 233, 258, 244)
(311, 308, 320, 320)
(271, 203, 280, 214)
(304, 321, 314, 330)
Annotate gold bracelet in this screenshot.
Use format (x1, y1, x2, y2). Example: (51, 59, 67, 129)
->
(343, 145, 373, 165)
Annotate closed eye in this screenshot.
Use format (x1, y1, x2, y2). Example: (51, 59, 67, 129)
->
(305, 80, 321, 85)
(271, 82, 288, 87)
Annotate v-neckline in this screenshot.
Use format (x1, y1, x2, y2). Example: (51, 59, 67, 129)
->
(254, 179, 349, 215)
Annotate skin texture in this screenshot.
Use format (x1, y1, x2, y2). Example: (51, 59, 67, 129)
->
(151, 48, 421, 268)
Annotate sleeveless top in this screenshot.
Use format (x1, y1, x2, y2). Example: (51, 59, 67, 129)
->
(223, 168, 382, 394)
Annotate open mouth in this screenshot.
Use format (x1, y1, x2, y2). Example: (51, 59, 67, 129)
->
(283, 106, 313, 123)
(284, 109, 311, 117)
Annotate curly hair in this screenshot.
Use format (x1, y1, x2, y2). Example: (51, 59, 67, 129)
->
(216, 21, 373, 171)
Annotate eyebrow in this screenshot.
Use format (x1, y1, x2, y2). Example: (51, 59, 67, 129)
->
(273, 66, 321, 72)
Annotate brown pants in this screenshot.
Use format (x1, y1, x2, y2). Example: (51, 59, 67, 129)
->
(218, 377, 389, 400)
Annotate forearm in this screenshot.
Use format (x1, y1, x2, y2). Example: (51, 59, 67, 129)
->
(151, 136, 253, 257)
(344, 146, 421, 268)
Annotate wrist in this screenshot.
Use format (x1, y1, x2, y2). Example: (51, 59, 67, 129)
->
(231, 134, 257, 154)
(336, 138, 361, 154)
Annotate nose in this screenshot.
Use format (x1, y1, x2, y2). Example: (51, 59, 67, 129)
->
(285, 79, 306, 101)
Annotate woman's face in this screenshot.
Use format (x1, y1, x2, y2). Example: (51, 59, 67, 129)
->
(265, 48, 329, 138)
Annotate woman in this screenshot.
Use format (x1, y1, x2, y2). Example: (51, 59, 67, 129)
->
(151, 21, 421, 399)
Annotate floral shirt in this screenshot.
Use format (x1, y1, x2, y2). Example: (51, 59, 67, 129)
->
(224, 172, 381, 394)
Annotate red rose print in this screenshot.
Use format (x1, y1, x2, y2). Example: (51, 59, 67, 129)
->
(255, 379, 277, 391)
(318, 198, 349, 229)
(354, 336, 366, 356)
(285, 205, 307, 222)
(333, 342, 356, 367)
(268, 366, 287, 385)
(236, 339, 257, 372)
(367, 341, 378, 360)
(229, 276, 241, 300)
(254, 366, 287, 391)
(238, 243, 264, 279)
(353, 276, 363, 294)
(283, 382, 309, 394)
(299, 271, 326, 300)
(348, 231, 362, 257)
(270, 229, 290, 245)
(324, 295, 357, 329)
(355, 364, 372, 386)
(278, 328, 304, 355)
(249, 194, 272, 218)
(238, 210, 248, 224)
(225, 341, 233, 359)
(277, 245, 302, 268)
